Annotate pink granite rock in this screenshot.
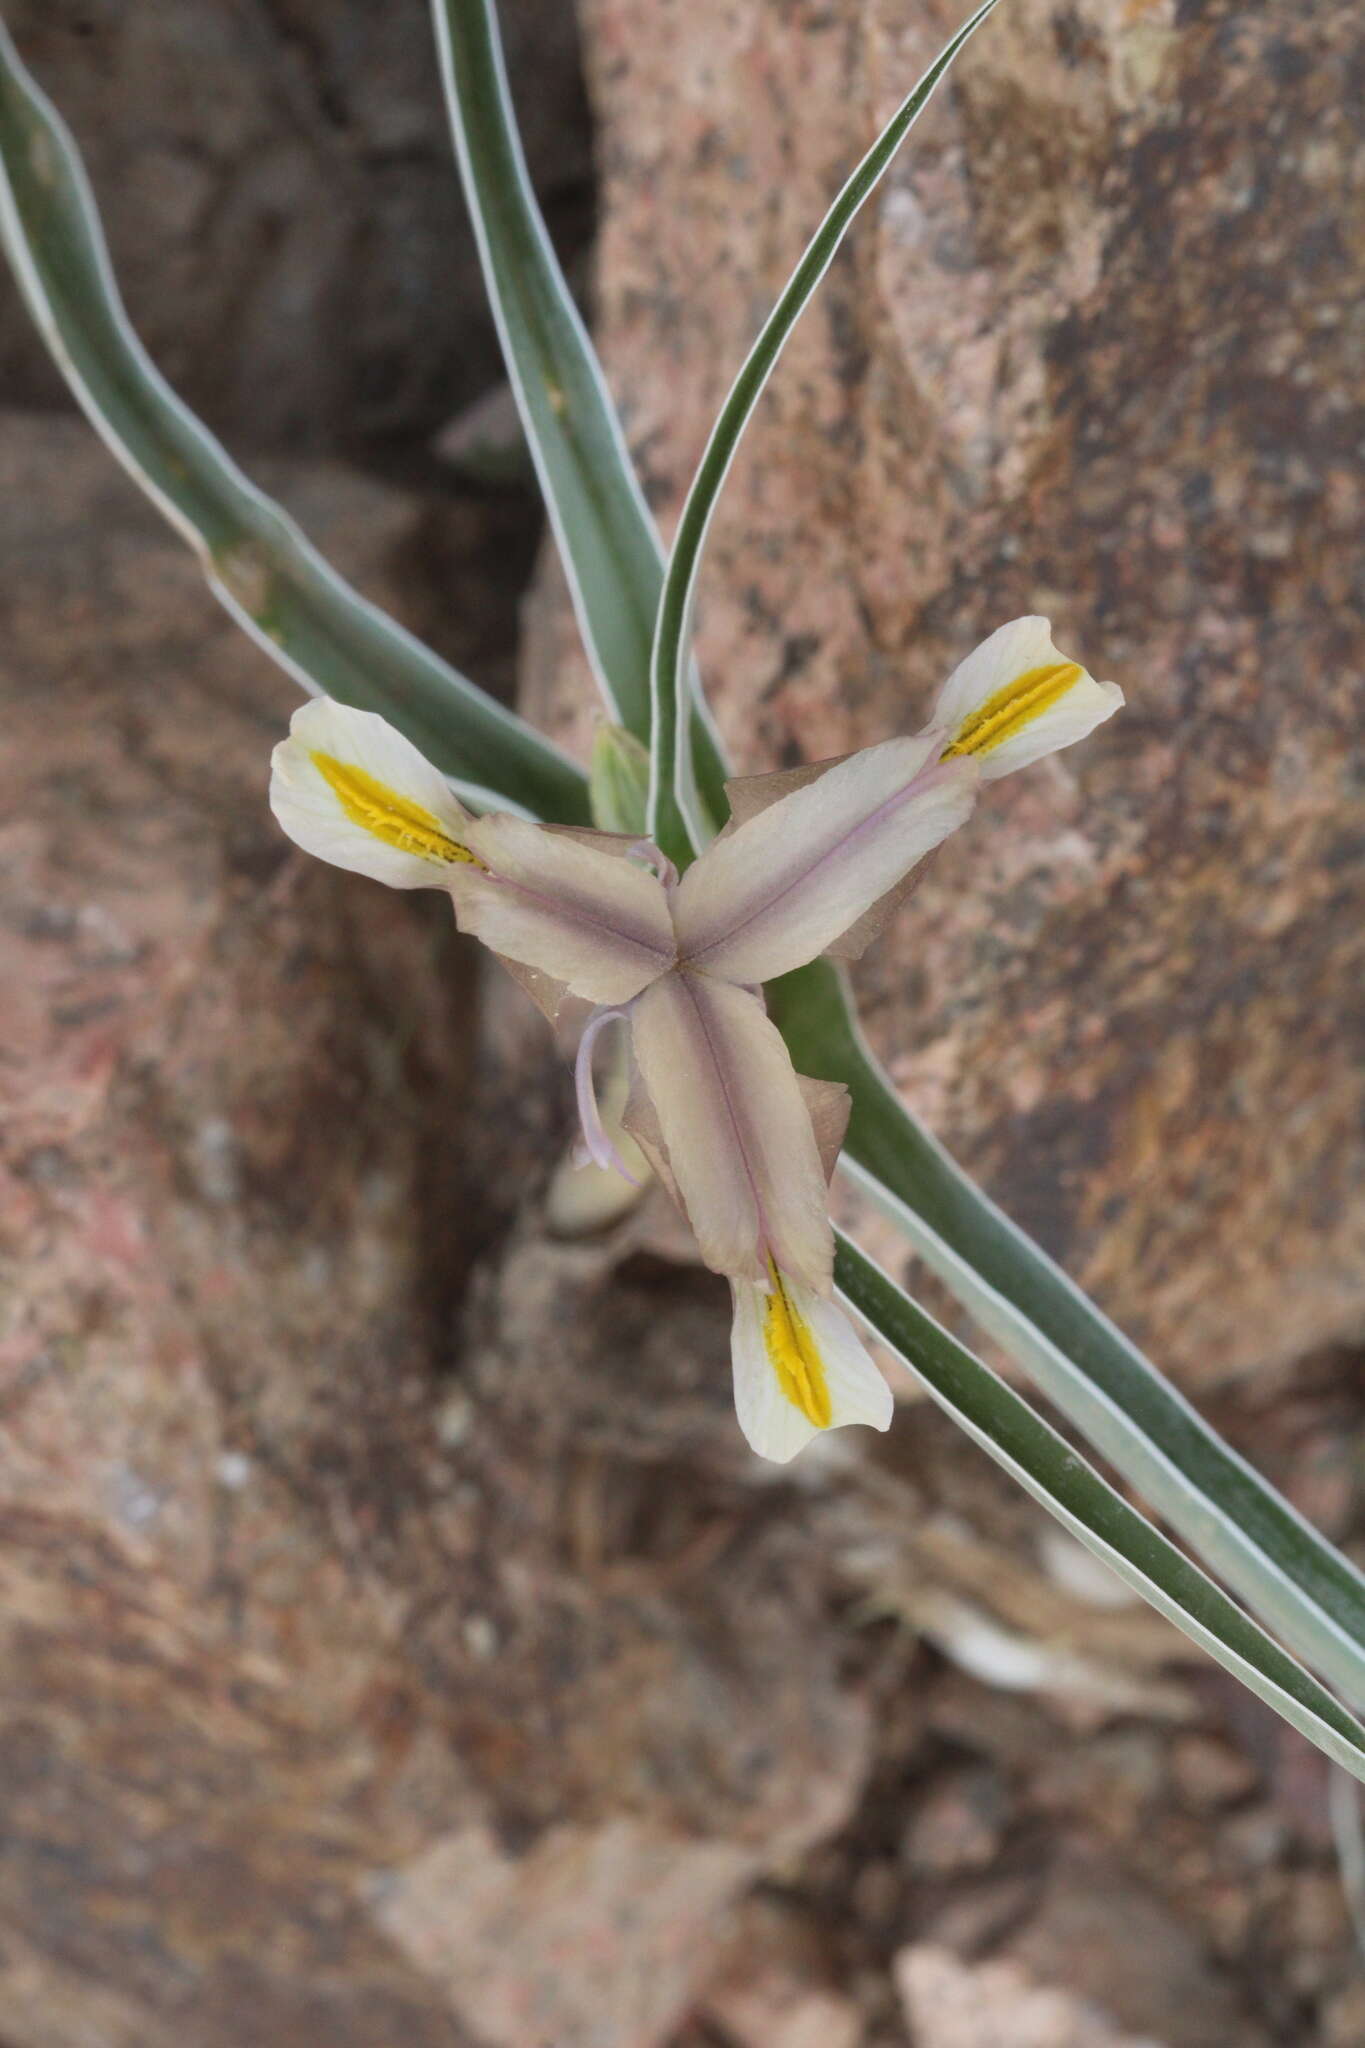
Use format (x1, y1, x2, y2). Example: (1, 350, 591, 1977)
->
(896, 1945, 1161, 2048)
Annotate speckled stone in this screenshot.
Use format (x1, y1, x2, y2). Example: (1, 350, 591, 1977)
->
(522, 0, 1365, 1388)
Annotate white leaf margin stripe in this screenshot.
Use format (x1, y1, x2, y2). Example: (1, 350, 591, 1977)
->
(835, 1234, 1365, 1783)
(0, 20, 581, 823)
(841, 1129, 1365, 1707)
(646, 0, 1004, 856)
(767, 955, 1365, 1707)
(428, 0, 729, 812)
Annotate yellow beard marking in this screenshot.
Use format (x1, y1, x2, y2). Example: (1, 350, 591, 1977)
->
(941, 661, 1082, 759)
(310, 752, 478, 865)
(763, 1261, 833, 1429)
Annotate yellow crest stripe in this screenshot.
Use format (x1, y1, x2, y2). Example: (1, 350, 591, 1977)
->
(311, 752, 477, 865)
(941, 660, 1082, 759)
(763, 1263, 833, 1428)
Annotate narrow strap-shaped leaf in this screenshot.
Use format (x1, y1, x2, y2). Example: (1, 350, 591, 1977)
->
(417, 2, 1365, 1721)
(0, 21, 586, 824)
(430, 0, 728, 827)
(647, 0, 1002, 866)
(777, 958, 1365, 1705)
(836, 1233, 1365, 1783)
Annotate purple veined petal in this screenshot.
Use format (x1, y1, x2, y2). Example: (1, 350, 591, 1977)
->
(628, 970, 832, 1289)
(672, 739, 978, 985)
(574, 1007, 643, 1186)
(449, 811, 677, 1007)
(714, 756, 943, 965)
(931, 616, 1124, 780)
(730, 1270, 893, 1463)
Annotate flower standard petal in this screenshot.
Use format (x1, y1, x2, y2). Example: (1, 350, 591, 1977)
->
(629, 971, 832, 1289)
(730, 1270, 893, 1464)
(672, 739, 978, 985)
(448, 814, 676, 1007)
(269, 697, 478, 888)
(932, 616, 1123, 780)
(574, 1006, 642, 1184)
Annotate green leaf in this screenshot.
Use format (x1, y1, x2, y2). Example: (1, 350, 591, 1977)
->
(646, 0, 1002, 867)
(429, 0, 728, 828)
(837, 1233, 1365, 1783)
(0, 20, 586, 825)
(776, 958, 1365, 1705)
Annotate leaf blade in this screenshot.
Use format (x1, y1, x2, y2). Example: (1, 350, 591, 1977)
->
(837, 1232, 1365, 1783)
(430, 0, 728, 828)
(646, 0, 1002, 864)
(775, 957, 1365, 1705)
(0, 20, 585, 823)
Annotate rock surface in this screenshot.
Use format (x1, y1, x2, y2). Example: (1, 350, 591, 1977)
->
(4, 0, 1365, 2039)
(896, 1945, 1161, 2048)
(0, 0, 592, 451)
(523, 0, 1365, 1390)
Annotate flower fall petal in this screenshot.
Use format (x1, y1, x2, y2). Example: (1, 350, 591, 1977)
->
(629, 971, 832, 1288)
(730, 1271, 893, 1463)
(269, 698, 477, 888)
(932, 616, 1123, 780)
(673, 738, 977, 984)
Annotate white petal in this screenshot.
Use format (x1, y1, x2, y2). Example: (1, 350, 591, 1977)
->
(449, 814, 676, 1007)
(673, 739, 978, 984)
(629, 971, 831, 1288)
(931, 616, 1124, 781)
(269, 698, 476, 888)
(730, 1273, 893, 1464)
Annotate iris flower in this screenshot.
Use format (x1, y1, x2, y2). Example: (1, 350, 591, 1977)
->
(270, 616, 1121, 1463)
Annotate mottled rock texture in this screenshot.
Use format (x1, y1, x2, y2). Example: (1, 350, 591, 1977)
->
(0, 0, 592, 450)
(4, 0, 1365, 2040)
(524, 0, 1365, 1389)
(896, 1944, 1161, 2048)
